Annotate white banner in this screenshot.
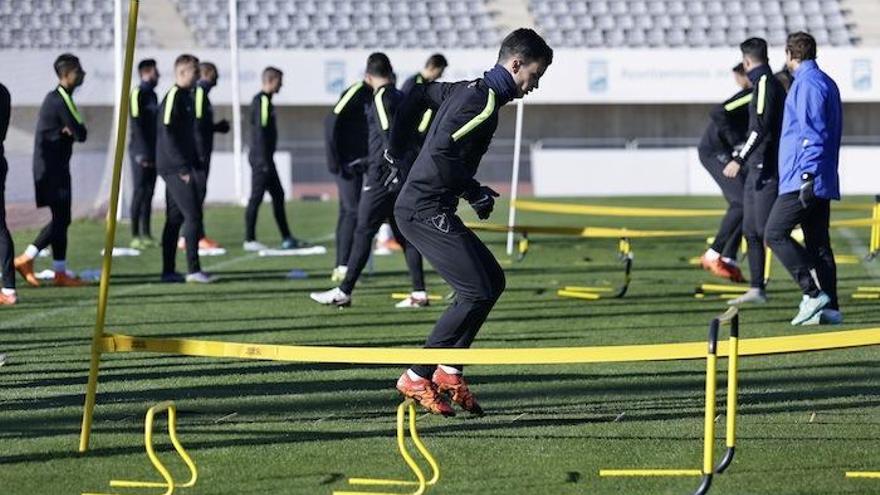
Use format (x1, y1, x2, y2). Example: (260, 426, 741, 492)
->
(2, 47, 879, 106)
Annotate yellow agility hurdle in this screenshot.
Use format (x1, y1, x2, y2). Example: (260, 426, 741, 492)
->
(83, 401, 198, 495)
(390, 293, 444, 301)
(600, 308, 740, 495)
(557, 238, 633, 300)
(853, 286, 880, 300)
(334, 400, 440, 495)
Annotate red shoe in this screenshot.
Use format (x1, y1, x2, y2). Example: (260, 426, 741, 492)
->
(14, 255, 40, 287)
(396, 372, 455, 417)
(432, 367, 484, 416)
(701, 256, 745, 283)
(199, 237, 221, 249)
(54, 272, 87, 287)
(0, 293, 17, 306)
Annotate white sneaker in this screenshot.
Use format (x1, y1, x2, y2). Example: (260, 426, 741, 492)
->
(395, 295, 430, 308)
(243, 241, 268, 252)
(185, 272, 216, 284)
(373, 246, 393, 256)
(791, 292, 831, 325)
(331, 266, 348, 282)
(0, 353, 6, 367)
(727, 288, 768, 306)
(310, 287, 351, 307)
(801, 308, 843, 326)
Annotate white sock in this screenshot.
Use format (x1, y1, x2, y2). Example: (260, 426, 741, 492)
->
(406, 369, 424, 381)
(721, 257, 737, 266)
(336, 265, 347, 272)
(1, 288, 16, 296)
(411, 290, 427, 300)
(24, 245, 40, 259)
(52, 260, 67, 273)
(438, 364, 462, 375)
(377, 223, 393, 242)
(704, 249, 721, 261)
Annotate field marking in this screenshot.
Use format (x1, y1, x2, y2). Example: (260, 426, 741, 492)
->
(838, 227, 880, 280)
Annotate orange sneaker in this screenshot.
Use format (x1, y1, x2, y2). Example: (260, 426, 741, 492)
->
(0, 292, 17, 305)
(14, 255, 40, 287)
(54, 271, 87, 287)
(396, 372, 455, 417)
(701, 256, 745, 283)
(432, 367, 484, 416)
(199, 237, 221, 249)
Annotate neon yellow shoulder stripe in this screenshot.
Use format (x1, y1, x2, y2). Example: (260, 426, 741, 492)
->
(418, 108, 433, 133)
(163, 86, 179, 125)
(56, 86, 83, 124)
(260, 94, 270, 128)
(374, 87, 389, 131)
(195, 86, 205, 119)
(333, 81, 364, 115)
(451, 89, 495, 142)
(723, 93, 752, 112)
(756, 75, 767, 115)
(130, 87, 140, 118)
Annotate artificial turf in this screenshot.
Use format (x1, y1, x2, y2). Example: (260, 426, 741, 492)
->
(1, 196, 879, 495)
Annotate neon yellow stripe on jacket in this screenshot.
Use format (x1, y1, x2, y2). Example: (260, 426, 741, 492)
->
(333, 82, 363, 115)
(756, 75, 767, 115)
(260, 94, 270, 127)
(57, 86, 83, 124)
(374, 87, 389, 131)
(195, 86, 205, 119)
(724, 93, 752, 112)
(163, 86, 179, 125)
(451, 89, 495, 141)
(418, 109, 433, 133)
(130, 88, 140, 117)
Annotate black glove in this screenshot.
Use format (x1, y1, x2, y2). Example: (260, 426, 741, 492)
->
(378, 150, 401, 192)
(215, 119, 231, 134)
(799, 173, 816, 209)
(467, 186, 500, 220)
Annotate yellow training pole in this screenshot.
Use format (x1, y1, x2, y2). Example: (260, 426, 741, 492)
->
(702, 353, 717, 476)
(79, 0, 139, 454)
(763, 247, 772, 285)
(872, 202, 880, 254)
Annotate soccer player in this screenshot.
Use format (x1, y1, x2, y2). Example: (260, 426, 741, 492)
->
(765, 32, 843, 325)
(389, 29, 553, 416)
(243, 67, 302, 251)
(189, 61, 230, 250)
(15, 54, 88, 287)
(724, 38, 786, 306)
(157, 54, 213, 284)
(309, 53, 429, 309)
(697, 63, 751, 282)
(0, 82, 15, 305)
(128, 59, 160, 249)
(324, 64, 372, 282)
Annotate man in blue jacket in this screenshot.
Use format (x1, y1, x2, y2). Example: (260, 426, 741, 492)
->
(765, 32, 842, 326)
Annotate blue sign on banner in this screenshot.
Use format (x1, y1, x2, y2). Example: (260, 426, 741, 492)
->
(588, 60, 608, 93)
(852, 59, 872, 91)
(325, 61, 346, 95)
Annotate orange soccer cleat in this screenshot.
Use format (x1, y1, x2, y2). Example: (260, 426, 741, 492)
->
(432, 367, 484, 416)
(14, 255, 40, 287)
(396, 371, 455, 417)
(54, 271, 88, 287)
(701, 255, 745, 283)
(198, 237, 221, 249)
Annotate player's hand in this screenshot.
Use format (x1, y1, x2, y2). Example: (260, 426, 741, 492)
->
(140, 160, 153, 168)
(379, 150, 401, 192)
(216, 119, 231, 133)
(469, 186, 500, 220)
(723, 160, 741, 178)
(799, 173, 816, 209)
(61, 127, 73, 136)
(345, 158, 366, 174)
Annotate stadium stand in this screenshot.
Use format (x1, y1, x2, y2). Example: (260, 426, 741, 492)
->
(530, 0, 858, 48)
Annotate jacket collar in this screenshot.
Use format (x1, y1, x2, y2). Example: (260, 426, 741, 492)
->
(747, 64, 772, 85)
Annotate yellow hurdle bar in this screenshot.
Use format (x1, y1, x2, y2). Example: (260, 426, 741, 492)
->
(557, 289, 602, 300)
(335, 400, 440, 495)
(390, 293, 443, 301)
(82, 401, 198, 495)
(562, 286, 614, 293)
(857, 287, 880, 293)
(599, 469, 702, 477)
(846, 472, 880, 479)
(465, 222, 711, 239)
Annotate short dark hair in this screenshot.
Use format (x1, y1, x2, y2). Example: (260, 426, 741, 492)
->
(365, 52, 393, 78)
(740, 37, 769, 64)
(54, 53, 81, 77)
(732, 62, 746, 75)
(137, 58, 157, 74)
(262, 66, 283, 82)
(426, 53, 448, 69)
(497, 28, 553, 66)
(174, 54, 199, 68)
(199, 62, 218, 80)
(786, 32, 818, 61)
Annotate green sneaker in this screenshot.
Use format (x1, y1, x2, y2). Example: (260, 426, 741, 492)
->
(129, 237, 144, 249)
(141, 237, 158, 248)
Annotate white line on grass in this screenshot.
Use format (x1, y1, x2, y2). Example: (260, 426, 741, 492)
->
(838, 227, 880, 280)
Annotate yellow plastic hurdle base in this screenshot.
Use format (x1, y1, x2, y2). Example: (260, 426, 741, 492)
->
(334, 400, 440, 495)
(853, 287, 880, 300)
(600, 469, 703, 477)
(558, 238, 633, 301)
(390, 293, 443, 301)
(846, 472, 880, 479)
(83, 401, 198, 495)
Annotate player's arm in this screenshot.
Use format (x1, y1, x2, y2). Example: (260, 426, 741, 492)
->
(387, 81, 453, 159)
(734, 75, 774, 166)
(58, 91, 87, 142)
(711, 89, 751, 156)
(161, 88, 188, 173)
(257, 94, 274, 164)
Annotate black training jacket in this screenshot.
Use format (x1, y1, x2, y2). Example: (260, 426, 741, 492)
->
(399, 73, 435, 163)
(128, 81, 158, 164)
(33, 85, 87, 206)
(734, 66, 786, 175)
(365, 82, 402, 184)
(156, 85, 197, 176)
(248, 91, 277, 167)
(194, 81, 225, 170)
(697, 88, 751, 165)
(324, 81, 371, 175)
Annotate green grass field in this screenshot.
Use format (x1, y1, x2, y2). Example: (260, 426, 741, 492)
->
(2, 196, 879, 495)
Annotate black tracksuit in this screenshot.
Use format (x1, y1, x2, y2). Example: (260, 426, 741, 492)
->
(391, 74, 511, 378)
(734, 66, 785, 288)
(31, 85, 88, 262)
(338, 83, 425, 295)
(400, 73, 435, 159)
(194, 81, 228, 238)
(245, 91, 291, 242)
(325, 81, 371, 266)
(157, 85, 202, 274)
(0, 82, 13, 290)
(128, 80, 159, 238)
(697, 88, 750, 260)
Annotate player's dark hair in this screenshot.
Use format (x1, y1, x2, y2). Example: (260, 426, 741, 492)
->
(740, 37, 769, 64)
(786, 32, 818, 61)
(365, 52, 393, 78)
(426, 53, 448, 69)
(497, 28, 553, 65)
(199, 62, 218, 80)
(732, 62, 746, 75)
(54, 53, 81, 77)
(137, 58, 157, 75)
(262, 66, 283, 82)
(174, 53, 199, 68)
